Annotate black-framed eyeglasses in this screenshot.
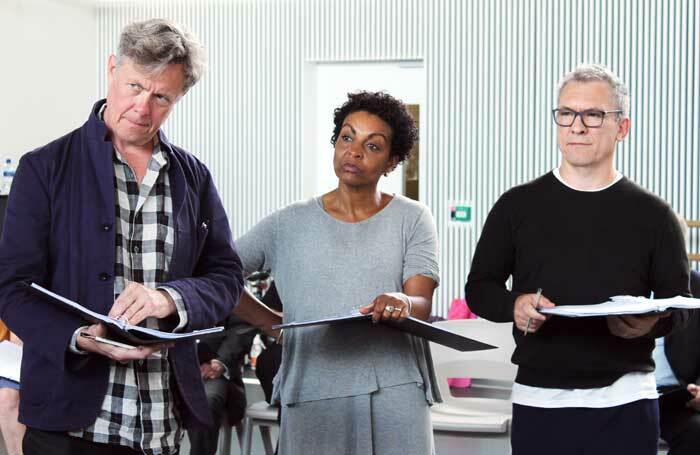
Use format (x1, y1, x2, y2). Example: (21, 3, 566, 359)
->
(552, 108, 623, 128)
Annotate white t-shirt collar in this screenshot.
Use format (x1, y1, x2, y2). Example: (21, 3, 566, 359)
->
(552, 167, 623, 192)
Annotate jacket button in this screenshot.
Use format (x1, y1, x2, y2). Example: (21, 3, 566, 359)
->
(101, 224, 112, 232)
(99, 273, 110, 281)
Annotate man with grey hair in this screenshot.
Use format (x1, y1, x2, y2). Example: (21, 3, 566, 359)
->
(466, 63, 690, 454)
(0, 19, 243, 454)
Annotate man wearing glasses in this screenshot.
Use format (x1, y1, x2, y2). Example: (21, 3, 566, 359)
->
(466, 63, 690, 455)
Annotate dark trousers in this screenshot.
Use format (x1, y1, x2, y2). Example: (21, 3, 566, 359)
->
(511, 399, 659, 455)
(659, 388, 700, 455)
(187, 377, 230, 455)
(23, 427, 144, 455)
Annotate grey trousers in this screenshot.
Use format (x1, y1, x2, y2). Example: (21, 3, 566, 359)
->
(278, 382, 434, 455)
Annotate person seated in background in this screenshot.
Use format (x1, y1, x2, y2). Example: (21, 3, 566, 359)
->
(188, 314, 256, 455)
(655, 256, 700, 455)
(0, 320, 24, 455)
(653, 216, 700, 454)
(251, 280, 283, 405)
(188, 276, 284, 455)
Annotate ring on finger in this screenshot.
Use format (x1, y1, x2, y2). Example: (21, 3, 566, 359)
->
(385, 305, 395, 313)
(392, 306, 402, 313)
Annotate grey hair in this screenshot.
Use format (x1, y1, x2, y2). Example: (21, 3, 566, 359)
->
(117, 19, 206, 94)
(557, 63, 629, 117)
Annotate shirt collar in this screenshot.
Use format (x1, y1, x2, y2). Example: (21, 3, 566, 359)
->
(552, 167, 623, 192)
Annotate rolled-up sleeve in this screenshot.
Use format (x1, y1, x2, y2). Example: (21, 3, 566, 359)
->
(235, 211, 278, 276)
(403, 206, 440, 286)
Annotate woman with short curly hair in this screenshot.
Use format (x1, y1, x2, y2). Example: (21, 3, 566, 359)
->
(234, 91, 440, 454)
(330, 91, 418, 165)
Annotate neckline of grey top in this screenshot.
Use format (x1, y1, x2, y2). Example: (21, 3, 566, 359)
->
(314, 193, 400, 225)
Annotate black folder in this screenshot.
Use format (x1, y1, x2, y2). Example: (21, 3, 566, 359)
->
(273, 313, 496, 352)
(24, 282, 224, 345)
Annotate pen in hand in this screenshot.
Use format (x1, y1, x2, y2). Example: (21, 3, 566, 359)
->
(524, 288, 543, 336)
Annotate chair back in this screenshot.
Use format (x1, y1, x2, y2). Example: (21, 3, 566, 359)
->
(430, 319, 517, 405)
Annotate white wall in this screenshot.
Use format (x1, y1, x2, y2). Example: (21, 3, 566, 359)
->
(0, 0, 97, 164)
(96, 0, 700, 316)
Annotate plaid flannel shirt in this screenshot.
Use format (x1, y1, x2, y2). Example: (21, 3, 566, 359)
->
(70, 141, 187, 455)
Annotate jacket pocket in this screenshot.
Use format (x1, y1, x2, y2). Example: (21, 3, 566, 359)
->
(194, 219, 210, 261)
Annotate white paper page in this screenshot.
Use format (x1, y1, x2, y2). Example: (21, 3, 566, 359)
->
(29, 282, 224, 341)
(0, 340, 22, 383)
(31, 282, 126, 329)
(540, 295, 700, 317)
(612, 295, 700, 310)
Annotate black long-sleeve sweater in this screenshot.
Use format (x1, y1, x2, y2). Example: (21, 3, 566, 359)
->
(466, 172, 690, 389)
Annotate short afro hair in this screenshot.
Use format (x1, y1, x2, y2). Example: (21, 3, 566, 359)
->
(330, 91, 418, 164)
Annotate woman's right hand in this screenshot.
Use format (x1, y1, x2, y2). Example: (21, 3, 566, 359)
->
(359, 292, 411, 323)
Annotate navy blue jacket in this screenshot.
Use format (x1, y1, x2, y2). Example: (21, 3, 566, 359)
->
(0, 100, 244, 431)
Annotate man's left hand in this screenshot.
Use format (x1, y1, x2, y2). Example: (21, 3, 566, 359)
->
(109, 281, 176, 326)
(606, 313, 667, 339)
(686, 384, 700, 412)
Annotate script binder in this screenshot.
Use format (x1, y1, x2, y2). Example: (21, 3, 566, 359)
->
(273, 313, 496, 352)
(539, 295, 700, 318)
(24, 282, 224, 345)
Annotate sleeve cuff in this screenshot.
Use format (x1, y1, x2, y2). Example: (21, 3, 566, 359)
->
(158, 286, 188, 332)
(69, 326, 90, 355)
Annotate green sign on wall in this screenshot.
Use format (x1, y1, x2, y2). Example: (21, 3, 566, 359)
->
(450, 205, 472, 223)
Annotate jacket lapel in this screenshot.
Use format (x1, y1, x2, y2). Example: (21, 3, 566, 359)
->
(158, 130, 185, 222)
(85, 100, 116, 213)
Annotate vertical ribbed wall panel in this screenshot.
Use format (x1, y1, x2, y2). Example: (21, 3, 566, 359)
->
(97, 0, 699, 316)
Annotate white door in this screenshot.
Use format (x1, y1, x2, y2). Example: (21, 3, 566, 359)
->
(302, 61, 425, 199)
